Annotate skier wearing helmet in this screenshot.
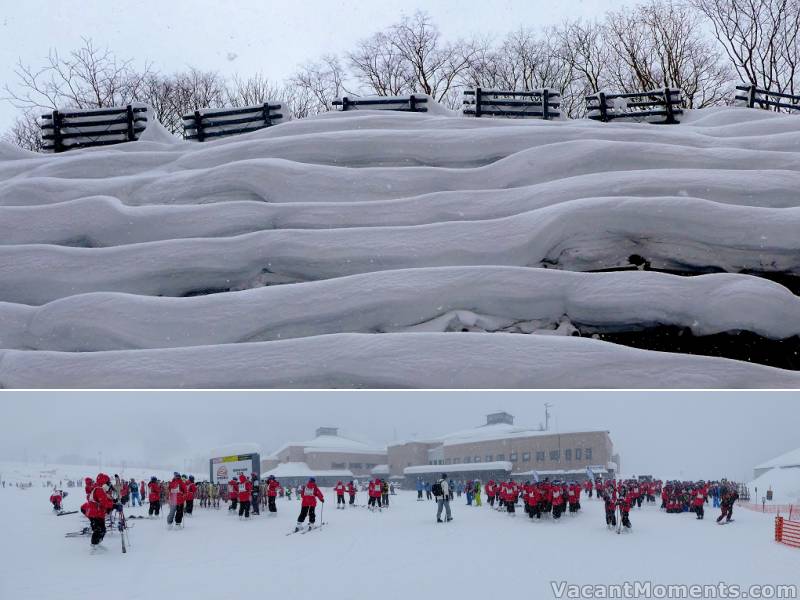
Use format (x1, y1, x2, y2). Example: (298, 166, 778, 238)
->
(87, 473, 119, 550)
(266, 475, 281, 515)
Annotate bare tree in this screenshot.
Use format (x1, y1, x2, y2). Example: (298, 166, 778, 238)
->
(690, 0, 800, 98)
(4, 37, 152, 112)
(291, 55, 348, 114)
(605, 1, 731, 107)
(1, 111, 43, 152)
(348, 31, 413, 96)
(226, 73, 285, 107)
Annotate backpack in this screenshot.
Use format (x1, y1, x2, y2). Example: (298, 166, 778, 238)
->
(432, 481, 444, 497)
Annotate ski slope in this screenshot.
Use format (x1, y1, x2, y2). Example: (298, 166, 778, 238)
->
(1, 103, 799, 387)
(0, 484, 796, 600)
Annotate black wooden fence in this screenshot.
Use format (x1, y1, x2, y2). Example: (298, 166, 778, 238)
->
(586, 88, 683, 124)
(40, 105, 148, 153)
(735, 84, 800, 113)
(182, 103, 285, 142)
(462, 88, 561, 120)
(332, 95, 428, 112)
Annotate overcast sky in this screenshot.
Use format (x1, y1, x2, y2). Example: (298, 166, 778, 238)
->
(1, 391, 798, 482)
(0, 0, 640, 132)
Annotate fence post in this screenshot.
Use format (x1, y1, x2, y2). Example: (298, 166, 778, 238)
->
(263, 102, 273, 127)
(194, 110, 205, 142)
(663, 88, 675, 124)
(747, 84, 757, 109)
(475, 87, 482, 118)
(776, 516, 783, 542)
(126, 105, 135, 141)
(342, 96, 350, 112)
(597, 92, 608, 122)
(51, 109, 63, 153)
(542, 88, 550, 120)
(409, 94, 416, 112)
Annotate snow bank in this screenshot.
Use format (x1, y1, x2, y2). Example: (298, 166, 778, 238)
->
(1, 333, 798, 388)
(2, 197, 798, 306)
(1, 267, 796, 352)
(748, 468, 800, 504)
(1, 107, 799, 387)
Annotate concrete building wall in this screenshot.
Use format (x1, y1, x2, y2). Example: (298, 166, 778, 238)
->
(304, 451, 388, 477)
(387, 442, 439, 477)
(439, 431, 613, 473)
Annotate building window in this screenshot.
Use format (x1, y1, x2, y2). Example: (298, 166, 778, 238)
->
(585, 448, 593, 460)
(565, 449, 572, 462)
(485, 455, 493, 462)
(496, 454, 505, 461)
(575, 448, 582, 460)
(549, 450, 560, 462)
(332, 462, 346, 469)
(474, 456, 481, 463)
(366, 463, 377, 469)
(522, 452, 531, 462)
(464, 456, 472, 463)
(349, 463, 363, 469)
(510, 452, 518, 462)
(536, 451, 545, 462)
(445, 458, 451, 465)
(452, 458, 461, 464)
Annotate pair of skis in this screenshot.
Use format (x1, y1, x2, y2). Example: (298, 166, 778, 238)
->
(286, 522, 328, 536)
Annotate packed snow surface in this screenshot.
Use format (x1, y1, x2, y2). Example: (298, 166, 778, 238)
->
(1, 105, 799, 387)
(0, 481, 797, 600)
(748, 468, 800, 504)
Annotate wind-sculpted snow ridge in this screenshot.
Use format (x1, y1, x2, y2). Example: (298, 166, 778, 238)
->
(1, 196, 798, 306)
(0, 333, 798, 388)
(0, 105, 799, 387)
(0, 268, 797, 352)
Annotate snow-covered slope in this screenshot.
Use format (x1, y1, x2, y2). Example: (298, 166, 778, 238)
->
(0, 105, 798, 387)
(0, 486, 796, 600)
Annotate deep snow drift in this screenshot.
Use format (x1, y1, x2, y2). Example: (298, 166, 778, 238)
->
(1, 105, 798, 387)
(0, 481, 796, 600)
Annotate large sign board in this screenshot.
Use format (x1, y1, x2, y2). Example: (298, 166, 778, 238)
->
(209, 453, 260, 484)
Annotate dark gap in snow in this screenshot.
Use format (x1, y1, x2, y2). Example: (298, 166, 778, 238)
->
(181, 287, 231, 297)
(593, 327, 800, 371)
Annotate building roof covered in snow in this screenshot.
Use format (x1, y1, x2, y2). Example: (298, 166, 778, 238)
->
(271, 427, 385, 457)
(755, 447, 800, 471)
(371, 465, 390, 475)
(262, 462, 354, 479)
(404, 461, 513, 475)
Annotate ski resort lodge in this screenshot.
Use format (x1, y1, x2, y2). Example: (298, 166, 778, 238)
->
(258, 413, 617, 486)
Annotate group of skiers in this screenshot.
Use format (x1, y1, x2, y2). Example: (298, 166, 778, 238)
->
(660, 480, 740, 523)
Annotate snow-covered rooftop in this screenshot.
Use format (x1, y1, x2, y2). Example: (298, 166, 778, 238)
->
(748, 467, 800, 504)
(404, 461, 513, 475)
(754, 447, 800, 471)
(272, 433, 386, 457)
(262, 462, 353, 479)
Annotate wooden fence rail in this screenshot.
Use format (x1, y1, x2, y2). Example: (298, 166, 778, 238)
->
(735, 84, 800, 113)
(40, 105, 148, 153)
(182, 102, 285, 142)
(462, 88, 561, 120)
(332, 95, 428, 113)
(587, 88, 683, 124)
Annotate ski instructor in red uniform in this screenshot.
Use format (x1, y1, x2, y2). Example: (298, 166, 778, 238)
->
(294, 477, 324, 532)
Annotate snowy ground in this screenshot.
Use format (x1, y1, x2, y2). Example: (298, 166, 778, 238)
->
(1, 485, 797, 600)
(1, 104, 799, 387)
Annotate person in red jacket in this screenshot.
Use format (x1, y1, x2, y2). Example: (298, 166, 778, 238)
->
(50, 488, 64, 511)
(147, 477, 162, 518)
(228, 476, 239, 512)
(294, 477, 324, 532)
(568, 483, 581, 513)
(617, 488, 632, 529)
(167, 472, 186, 528)
(346, 480, 356, 506)
(692, 486, 707, 520)
(583, 479, 593, 498)
(367, 478, 382, 510)
(87, 473, 118, 549)
(485, 480, 496, 507)
(237, 474, 253, 519)
(266, 475, 282, 515)
(140, 480, 146, 502)
(334, 480, 346, 509)
(551, 482, 566, 519)
(184, 475, 197, 516)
